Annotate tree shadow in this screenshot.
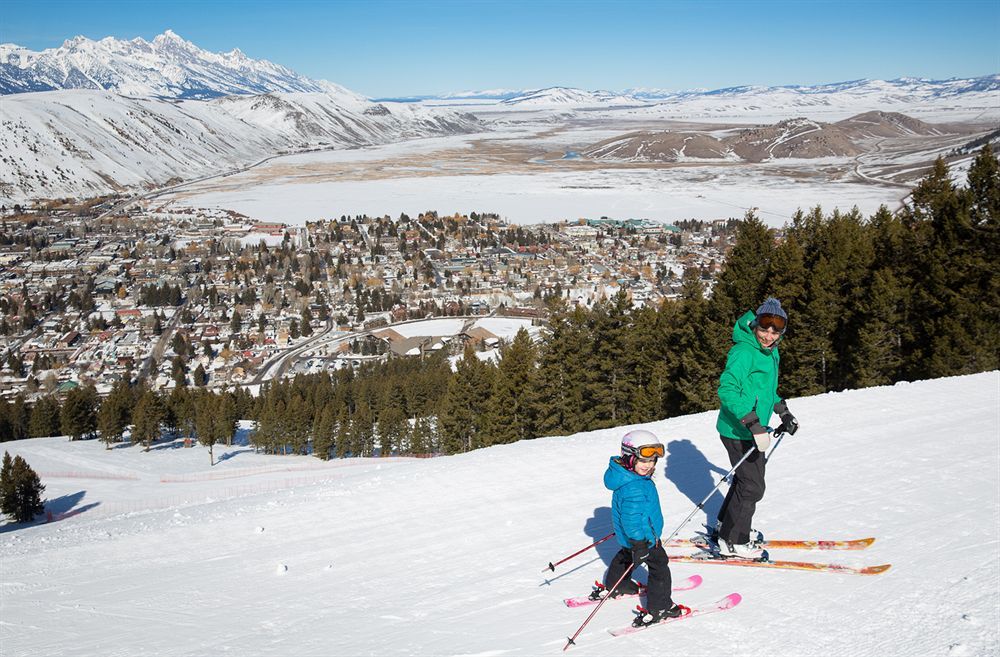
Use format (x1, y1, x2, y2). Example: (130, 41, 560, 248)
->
(46, 490, 89, 516)
(215, 449, 247, 464)
(664, 439, 729, 531)
(150, 438, 187, 451)
(0, 491, 101, 534)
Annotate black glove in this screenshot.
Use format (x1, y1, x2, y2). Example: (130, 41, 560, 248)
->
(630, 539, 650, 566)
(774, 400, 799, 435)
(740, 410, 765, 435)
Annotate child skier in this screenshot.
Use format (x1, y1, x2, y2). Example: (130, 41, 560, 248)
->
(603, 429, 687, 626)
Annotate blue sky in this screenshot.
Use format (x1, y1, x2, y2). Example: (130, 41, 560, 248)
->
(2, 0, 998, 97)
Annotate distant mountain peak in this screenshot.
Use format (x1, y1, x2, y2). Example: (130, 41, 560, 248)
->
(0, 30, 341, 98)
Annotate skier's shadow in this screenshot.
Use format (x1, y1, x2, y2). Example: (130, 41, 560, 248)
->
(539, 507, 617, 586)
(584, 507, 619, 565)
(664, 439, 730, 529)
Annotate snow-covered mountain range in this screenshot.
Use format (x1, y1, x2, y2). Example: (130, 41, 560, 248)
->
(425, 75, 1000, 109)
(2, 30, 996, 203)
(499, 87, 644, 107)
(0, 90, 481, 201)
(0, 31, 486, 202)
(0, 30, 343, 98)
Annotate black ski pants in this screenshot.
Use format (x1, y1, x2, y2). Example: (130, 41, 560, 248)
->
(716, 436, 766, 545)
(604, 543, 673, 612)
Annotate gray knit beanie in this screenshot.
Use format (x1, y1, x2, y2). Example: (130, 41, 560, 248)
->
(755, 297, 787, 321)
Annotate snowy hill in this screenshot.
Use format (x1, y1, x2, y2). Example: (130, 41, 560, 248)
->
(500, 86, 643, 107)
(0, 30, 343, 98)
(2, 371, 997, 656)
(0, 89, 481, 201)
(429, 75, 1000, 123)
(580, 112, 951, 163)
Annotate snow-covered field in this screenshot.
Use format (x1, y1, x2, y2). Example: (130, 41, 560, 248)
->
(165, 158, 904, 228)
(2, 371, 998, 656)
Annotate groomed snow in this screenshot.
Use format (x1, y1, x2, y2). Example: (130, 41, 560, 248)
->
(2, 371, 998, 656)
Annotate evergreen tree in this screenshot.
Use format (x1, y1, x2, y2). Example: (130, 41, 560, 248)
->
(97, 380, 132, 448)
(484, 328, 537, 445)
(410, 416, 434, 456)
(28, 395, 61, 438)
(131, 389, 164, 451)
(334, 407, 351, 458)
(438, 344, 494, 453)
(967, 143, 1000, 230)
(170, 386, 196, 442)
(587, 291, 635, 427)
(193, 363, 207, 387)
(707, 211, 776, 371)
(171, 355, 187, 388)
(848, 268, 905, 386)
(0, 452, 13, 516)
(195, 392, 219, 465)
(532, 306, 594, 435)
(350, 402, 373, 456)
(60, 385, 98, 440)
(312, 406, 335, 460)
(216, 392, 238, 448)
(376, 397, 406, 456)
(904, 157, 997, 377)
(1, 453, 45, 523)
(301, 307, 314, 337)
(8, 395, 28, 441)
(672, 271, 721, 414)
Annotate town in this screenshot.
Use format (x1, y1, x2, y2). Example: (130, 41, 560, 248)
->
(0, 195, 739, 399)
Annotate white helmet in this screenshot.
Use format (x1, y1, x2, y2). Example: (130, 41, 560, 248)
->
(620, 429, 664, 470)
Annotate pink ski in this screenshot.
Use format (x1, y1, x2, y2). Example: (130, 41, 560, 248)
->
(564, 574, 703, 608)
(608, 593, 742, 637)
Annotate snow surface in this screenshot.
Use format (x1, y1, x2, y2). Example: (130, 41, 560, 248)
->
(2, 371, 998, 656)
(168, 162, 902, 228)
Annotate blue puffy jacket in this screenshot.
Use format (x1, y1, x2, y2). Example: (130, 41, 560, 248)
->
(604, 457, 664, 549)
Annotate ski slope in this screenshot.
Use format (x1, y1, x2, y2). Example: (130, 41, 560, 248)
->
(2, 371, 998, 656)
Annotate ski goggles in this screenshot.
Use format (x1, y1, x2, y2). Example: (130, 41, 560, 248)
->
(756, 313, 786, 333)
(626, 443, 665, 460)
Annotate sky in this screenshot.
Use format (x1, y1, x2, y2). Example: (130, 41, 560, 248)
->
(2, 0, 999, 97)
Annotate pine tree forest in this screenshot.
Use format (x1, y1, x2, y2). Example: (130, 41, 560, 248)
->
(0, 149, 996, 458)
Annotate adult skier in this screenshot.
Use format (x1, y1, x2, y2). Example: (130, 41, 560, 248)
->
(713, 297, 799, 559)
(604, 429, 686, 626)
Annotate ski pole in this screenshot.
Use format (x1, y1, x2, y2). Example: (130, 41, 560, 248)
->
(660, 429, 780, 546)
(545, 532, 615, 572)
(563, 562, 635, 651)
(764, 430, 785, 463)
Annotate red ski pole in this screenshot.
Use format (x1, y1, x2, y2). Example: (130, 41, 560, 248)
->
(545, 532, 615, 572)
(563, 562, 635, 650)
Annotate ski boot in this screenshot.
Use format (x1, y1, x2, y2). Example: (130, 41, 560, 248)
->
(631, 602, 690, 627)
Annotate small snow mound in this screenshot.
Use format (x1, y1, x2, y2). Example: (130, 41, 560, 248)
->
(255, 526, 265, 533)
(275, 564, 287, 575)
(324, 564, 334, 571)
(948, 644, 971, 656)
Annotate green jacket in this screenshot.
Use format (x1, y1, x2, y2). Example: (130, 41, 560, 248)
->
(716, 310, 782, 441)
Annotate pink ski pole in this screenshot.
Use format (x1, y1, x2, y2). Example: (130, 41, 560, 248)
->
(545, 532, 615, 572)
(563, 562, 635, 650)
